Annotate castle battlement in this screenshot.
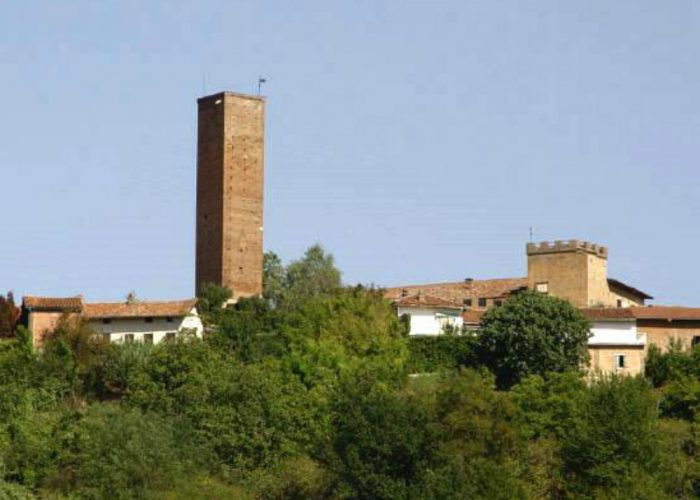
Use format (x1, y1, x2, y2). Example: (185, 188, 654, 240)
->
(526, 240, 608, 259)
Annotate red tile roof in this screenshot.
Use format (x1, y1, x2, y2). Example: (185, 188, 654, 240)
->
(22, 296, 84, 312)
(461, 309, 485, 325)
(583, 306, 700, 321)
(607, 278, 653, 300)
(83, 299, 197, 319)
(385, 277, 528, 305)
(393, 293, 462, 309)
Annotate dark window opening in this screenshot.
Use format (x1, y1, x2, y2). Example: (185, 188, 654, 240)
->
(617, 299, 623, 308)
(463, 298, 472, 308)
(615, 354, 625, 369)
(165, 317, 174, 323)
(144, 317, 154, 323)
(692, 337, 700, 348)
(102, 318, 112, 324)
(143, 334, 154, 344)
(494, 300, 503, 307)
(478, 298, 487, 308)
(124, 334, 135, 344)
(165, 332, 176, 342)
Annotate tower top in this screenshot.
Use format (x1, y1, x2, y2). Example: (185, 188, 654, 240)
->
(197, 91, 265, 105)
(526, 239, 608, 259)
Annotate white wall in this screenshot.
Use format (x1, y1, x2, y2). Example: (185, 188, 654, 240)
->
(398, 306, 463, 336)
(89, 308, 204, 344)
(589, 320, 645, 346)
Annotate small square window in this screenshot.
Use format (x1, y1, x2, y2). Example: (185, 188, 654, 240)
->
(494, 300, 503, 307)
(617, 299, 623, 308)
(478, 298, 487, 308)
(463, 298, 472, 308)
(165, 332, 176, 342)
(144, 317, 154, 324)
(143, 334, 154, 344)
(102, 318, 112, 325)
(692, 337, 700, 349)
(615, 354, 625, 369)
(165, 317, 174, 323)
(124, 334, 135, 344)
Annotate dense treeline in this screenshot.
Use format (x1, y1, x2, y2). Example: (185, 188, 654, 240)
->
(1, 246, 700, 498)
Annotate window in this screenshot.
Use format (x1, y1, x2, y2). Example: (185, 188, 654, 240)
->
(435, 314, 454, 328)
(165, 332, 176, 342)
(143, 334, 154, 344)
(102, 318, 112, 325)
(478, 298, 487, 308)
(494, 300, 503, 307)
(617, 299, 623, 308)
(165, 317, 174, 323)
(535, 282, 548, 294)
(144, 317, 154, 324)
(463, 298, 472, 308)
(615, 354, 625, 369)
(124, 334, 135, 344)
(692, 337, 700, 349)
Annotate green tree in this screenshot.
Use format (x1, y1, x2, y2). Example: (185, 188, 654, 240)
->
(41, 317, 113, 401)
(196, 283, 232, 318)
(263, 251, 287, 305)
(280, 286, 408, 387)
(330, 371, 440, 499)
(477, 290, 591, 389)
(424, 369, 527, 499)
(284, 245, 341, 304)
(560, 375, 663, 496)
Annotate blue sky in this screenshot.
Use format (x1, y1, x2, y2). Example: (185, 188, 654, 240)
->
(1, 1, 698, 304)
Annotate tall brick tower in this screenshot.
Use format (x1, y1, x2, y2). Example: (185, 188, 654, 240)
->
(195, 91, 264, 299)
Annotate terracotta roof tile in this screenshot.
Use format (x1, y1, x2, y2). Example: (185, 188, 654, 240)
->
(393, 293, 462, 309)
(83, 299, 197, 319)
(461, 309, 484, 325)
(583, 306, 700, 321)
(22, 296, 84, 311)
(385, 277, 528, 305)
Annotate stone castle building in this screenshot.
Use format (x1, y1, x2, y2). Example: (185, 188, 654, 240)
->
(386, 239, 700, 376)
(195, 91, 265, 300)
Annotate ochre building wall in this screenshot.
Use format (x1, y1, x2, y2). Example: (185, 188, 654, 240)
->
(588, 345, 645, 376)
(640, 320, 700, 352)
(527, 248, 590, 307)
(195, 92, 265, 299)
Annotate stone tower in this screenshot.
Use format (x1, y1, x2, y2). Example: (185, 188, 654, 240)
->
(526, 240, 609, 308)
(195, 91, 265, 299)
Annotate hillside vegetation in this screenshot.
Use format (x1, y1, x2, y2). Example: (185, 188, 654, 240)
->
(0, 246, 699, 498)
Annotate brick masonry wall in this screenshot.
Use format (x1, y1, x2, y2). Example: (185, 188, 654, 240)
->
(28, 311, 73, 349)
(195, 92, 264, 299)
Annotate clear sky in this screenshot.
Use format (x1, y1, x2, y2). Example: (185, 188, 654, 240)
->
(1, 1, 698, 305)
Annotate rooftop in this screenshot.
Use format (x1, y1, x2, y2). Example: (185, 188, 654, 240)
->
(583, 306, 700, 322)
(385, 277, 529, 304)
(22, 296, 197, 319)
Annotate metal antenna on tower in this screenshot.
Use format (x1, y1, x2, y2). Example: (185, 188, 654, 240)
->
(257, 76, 267, 95)
(529, 226, 534, 242)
